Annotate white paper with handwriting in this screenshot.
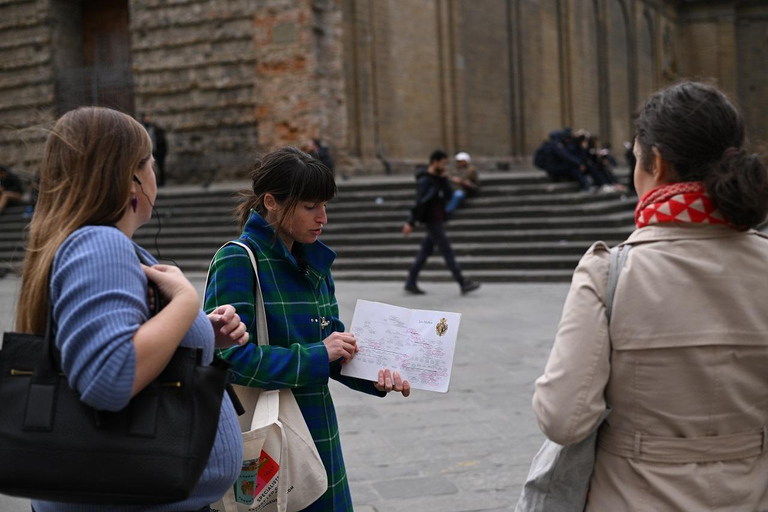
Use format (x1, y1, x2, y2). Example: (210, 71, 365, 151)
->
(340, 299, 461, 393)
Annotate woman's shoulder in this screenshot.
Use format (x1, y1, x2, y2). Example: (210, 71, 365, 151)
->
(213, 239, 259, 260)
(52, 226, 146, 296)
(579, 241, 611, 266)
(572, 241, 612, 291)
(58, 226, 134, 260)
(209, 240, 263, 275)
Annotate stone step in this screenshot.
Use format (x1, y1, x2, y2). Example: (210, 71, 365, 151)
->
(324, 212, 636, 234)
(332, 170, 553, 191)
(141, 255, 581, 273)
(152, 254, 585, 273)
(136, 197, 633, 226)
(0, 168, 637, 281)
(186, 268, 577, 283)
(328, 199, 634, 222)
(331, 240, 621, 257)
(116, 189, 627, 217)
(147, 180, 583, 207)
(333, 255, 582, 271)
(84, 239, 619, 264)
(333, 182, 580, 201)
(148, 170, 556, 198)
(335, 269, 577, 282)
(123, 211, 635, 235)
(0, 226, 634, 253)
(322, 228, 635, 245)
(137, 225, 635, 244)
(141, 171, 560, 201)
(328, 190, 626, 211)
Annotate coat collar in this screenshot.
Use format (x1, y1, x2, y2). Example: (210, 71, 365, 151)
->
(624, 223, 761, 245)
(241, 209, 336, 284)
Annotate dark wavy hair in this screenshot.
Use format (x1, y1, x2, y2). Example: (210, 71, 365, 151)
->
(634, 81, 768, 230)
(236, 146, 336, 233)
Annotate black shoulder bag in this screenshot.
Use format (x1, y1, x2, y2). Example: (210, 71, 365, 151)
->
(0, 251, 237, 505)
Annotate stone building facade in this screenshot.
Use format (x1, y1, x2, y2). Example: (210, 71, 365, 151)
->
(0, 0, 766, 181)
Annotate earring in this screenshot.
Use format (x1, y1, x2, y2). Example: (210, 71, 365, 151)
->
(130, 196, 138, 213)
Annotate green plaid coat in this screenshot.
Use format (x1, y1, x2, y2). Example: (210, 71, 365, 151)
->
(204, 210, 384, 512)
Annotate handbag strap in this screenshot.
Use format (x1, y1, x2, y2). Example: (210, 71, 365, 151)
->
(605, 244, 632, 324)
(133, 246, 161, 316)
(37, 299, 58, 383)
(37, 245, 158, 381)
(206, 240, 270, 347)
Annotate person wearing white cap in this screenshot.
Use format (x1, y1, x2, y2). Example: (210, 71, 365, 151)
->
(445, 152, 479, 214)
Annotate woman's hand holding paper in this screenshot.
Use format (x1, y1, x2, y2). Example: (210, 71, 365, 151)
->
(375, 368, 411, 397)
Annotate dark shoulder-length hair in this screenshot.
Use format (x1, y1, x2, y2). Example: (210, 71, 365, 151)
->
(237, 146, 337, 233)
(634, 81, 768, 230)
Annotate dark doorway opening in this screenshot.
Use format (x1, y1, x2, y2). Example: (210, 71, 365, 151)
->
(53, 0, 135, 115)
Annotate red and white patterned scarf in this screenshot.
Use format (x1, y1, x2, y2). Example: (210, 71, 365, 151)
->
(635, 181, 731, 229)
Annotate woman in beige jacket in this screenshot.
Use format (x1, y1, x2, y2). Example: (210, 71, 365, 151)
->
(533, 81, 768, 511)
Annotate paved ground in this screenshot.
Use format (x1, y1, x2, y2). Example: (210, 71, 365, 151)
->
(0, 275, 571, 512)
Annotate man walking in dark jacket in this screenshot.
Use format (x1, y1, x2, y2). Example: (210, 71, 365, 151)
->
(402, 150, 480, 295)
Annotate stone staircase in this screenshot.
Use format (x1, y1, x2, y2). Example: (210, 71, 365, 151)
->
(0, 169, 637, 282)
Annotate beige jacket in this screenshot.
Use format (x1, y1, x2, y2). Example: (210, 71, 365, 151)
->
(533, 224, 768, 511)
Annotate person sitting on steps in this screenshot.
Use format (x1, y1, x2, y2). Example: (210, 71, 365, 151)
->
(445, 151, 479, 215)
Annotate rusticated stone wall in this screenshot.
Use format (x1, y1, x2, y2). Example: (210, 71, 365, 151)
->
(252, 0, 349, 163)
(0, 0, 56, 179)
(0, 0, 765, 180)
(129, 0, 260, 181)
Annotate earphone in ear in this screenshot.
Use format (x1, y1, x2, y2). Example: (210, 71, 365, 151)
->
(133, 175, 142, 185)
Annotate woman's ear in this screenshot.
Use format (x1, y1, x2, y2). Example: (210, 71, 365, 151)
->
(651, 147, 675, 186)
(263, 193, 279, 213)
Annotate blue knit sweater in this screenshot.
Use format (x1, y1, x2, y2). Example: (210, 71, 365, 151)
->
(32, 226, 242, 512)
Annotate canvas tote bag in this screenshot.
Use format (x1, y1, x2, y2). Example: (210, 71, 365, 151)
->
(209, 241, 328, 512)
(515, 244, 631, 512)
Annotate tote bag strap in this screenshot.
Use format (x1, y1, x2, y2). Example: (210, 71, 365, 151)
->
(605, 244, 632, 324)
(224, 241, 319, 512)
(206, 240, 270, 347)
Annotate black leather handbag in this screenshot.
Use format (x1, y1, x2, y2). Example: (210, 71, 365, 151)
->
(0, 276, 232, 504)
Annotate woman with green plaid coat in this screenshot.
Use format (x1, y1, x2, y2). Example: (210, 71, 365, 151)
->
(204, 147, 410, 511)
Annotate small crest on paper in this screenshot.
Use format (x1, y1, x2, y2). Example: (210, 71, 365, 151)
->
(436, 318, 448, 337)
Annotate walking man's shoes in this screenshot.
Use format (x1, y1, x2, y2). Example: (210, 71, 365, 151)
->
(460, 280, 481, 294)
(404, 283, 426, 295)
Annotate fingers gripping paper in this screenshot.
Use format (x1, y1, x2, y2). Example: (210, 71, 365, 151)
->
(340, 300, 461, 393)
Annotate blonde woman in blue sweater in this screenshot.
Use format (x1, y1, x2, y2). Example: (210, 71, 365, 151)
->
(15, 107, 248, 512)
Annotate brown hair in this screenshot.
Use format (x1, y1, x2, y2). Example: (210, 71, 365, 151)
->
(236, 146, 336, 234)
(634, 81, 768, 230)
(16, 107, 152, 333)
